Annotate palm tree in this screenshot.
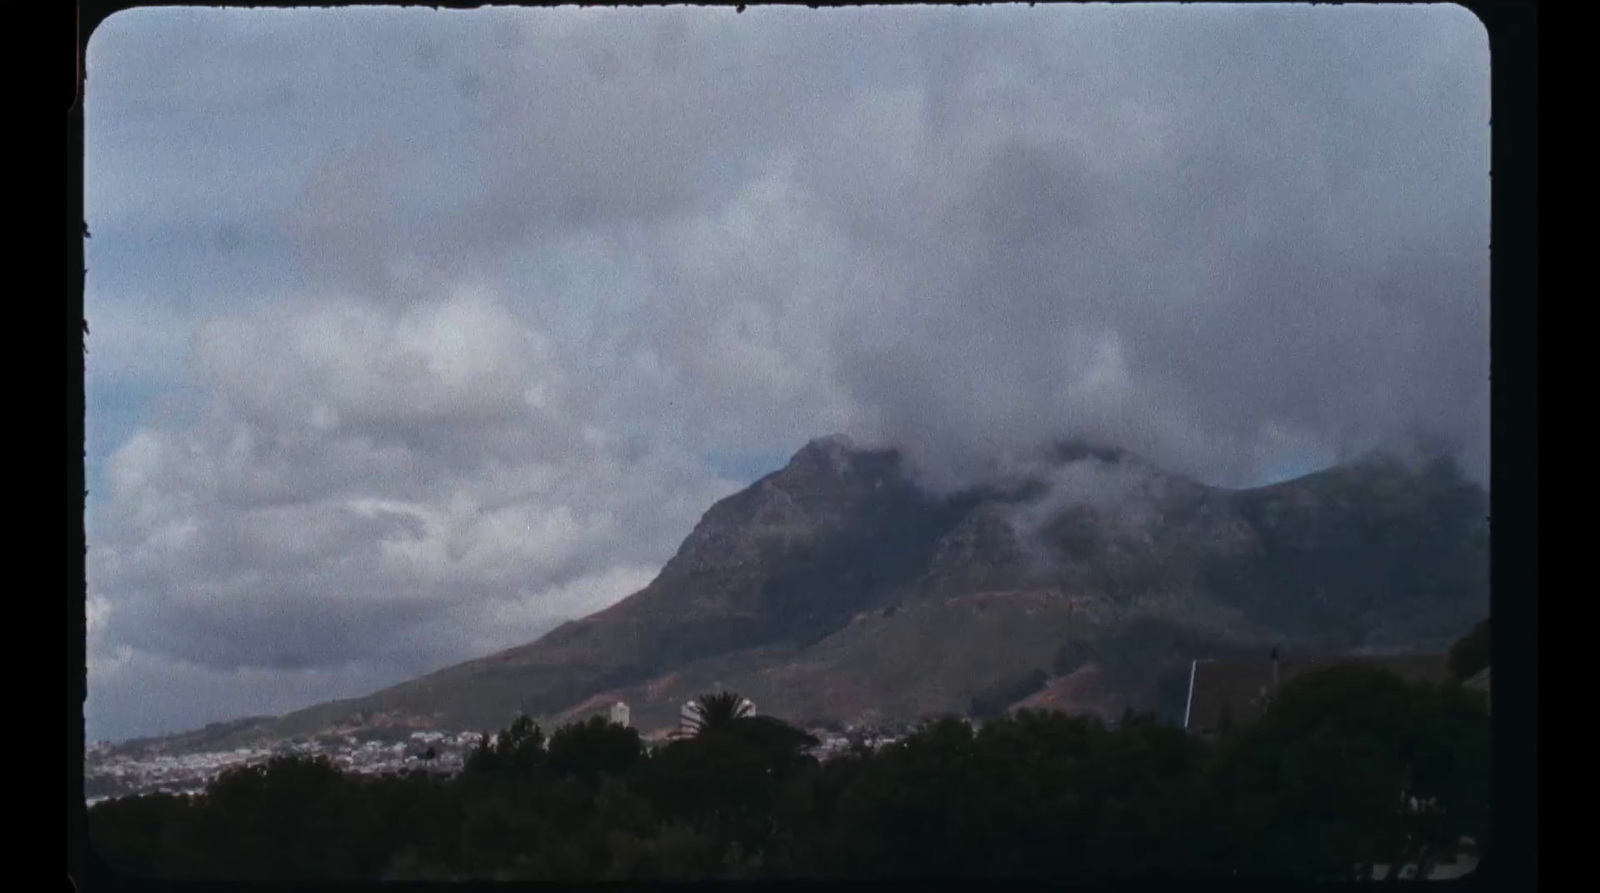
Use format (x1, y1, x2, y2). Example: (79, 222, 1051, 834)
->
(681, 691, 754, 737)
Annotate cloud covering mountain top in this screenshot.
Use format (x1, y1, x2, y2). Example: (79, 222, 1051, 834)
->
(85, 4, 1488, 741)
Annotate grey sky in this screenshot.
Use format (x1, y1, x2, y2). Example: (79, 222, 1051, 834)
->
(84, 4, 1489, 742)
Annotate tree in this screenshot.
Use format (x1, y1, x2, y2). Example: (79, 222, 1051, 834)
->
(546, 715, 645, 787)
(463, 714, 545, 778)
(1398, 682, 1492, 874)
(682, 691, 754, 737)
(1448, 617, 1490, 681)
(1204, 665, 1490, 880)
(88, 793, 202, 878)
(724, 715, 819, 763)
(192, 755, 379, 880)
(640, 702, 817, 870)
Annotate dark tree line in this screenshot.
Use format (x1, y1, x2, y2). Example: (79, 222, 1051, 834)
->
(89, 659, 1489, 882)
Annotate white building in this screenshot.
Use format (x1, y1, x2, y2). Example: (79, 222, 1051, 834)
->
(679, 696, 755, 736)
(609, 701, 631, 728)
(679, 701, 703, 736)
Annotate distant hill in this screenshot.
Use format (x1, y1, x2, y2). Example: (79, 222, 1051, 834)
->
(104, 715, 278, 758)
(154, 435, 1488, 749)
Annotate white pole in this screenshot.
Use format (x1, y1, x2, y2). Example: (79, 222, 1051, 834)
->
(1184, 659, 1198, 729)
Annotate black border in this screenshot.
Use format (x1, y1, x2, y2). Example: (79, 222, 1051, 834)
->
(67, 2, 1540, 892)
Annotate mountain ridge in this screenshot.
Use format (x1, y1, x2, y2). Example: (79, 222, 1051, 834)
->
(122, 434, 1488, 750)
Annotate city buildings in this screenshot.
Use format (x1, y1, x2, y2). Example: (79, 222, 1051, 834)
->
(84, 729, 485, 803)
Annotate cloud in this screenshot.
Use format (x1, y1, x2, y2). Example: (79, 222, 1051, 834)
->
(84, 4, 1488, 740)
(87, 643, 420, 744)
(86, 278, 740, 736)
(804, 5, 1490, 490)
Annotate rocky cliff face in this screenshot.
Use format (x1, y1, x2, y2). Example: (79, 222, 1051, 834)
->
(219, 435, 1488, 744)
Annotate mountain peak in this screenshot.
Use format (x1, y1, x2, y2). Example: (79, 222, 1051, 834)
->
(804, 433, 857, 452)
(784, 434, 897, 481)
(792, 434, 859, 466)
(1047, 439, 1131, 467)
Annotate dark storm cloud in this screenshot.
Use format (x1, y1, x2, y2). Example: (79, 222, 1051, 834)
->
(84, 4, 1488, 740)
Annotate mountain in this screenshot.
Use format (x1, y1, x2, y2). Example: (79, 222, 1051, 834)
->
(101, 716, 279, 759)
(185, 435, 1489, 747)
